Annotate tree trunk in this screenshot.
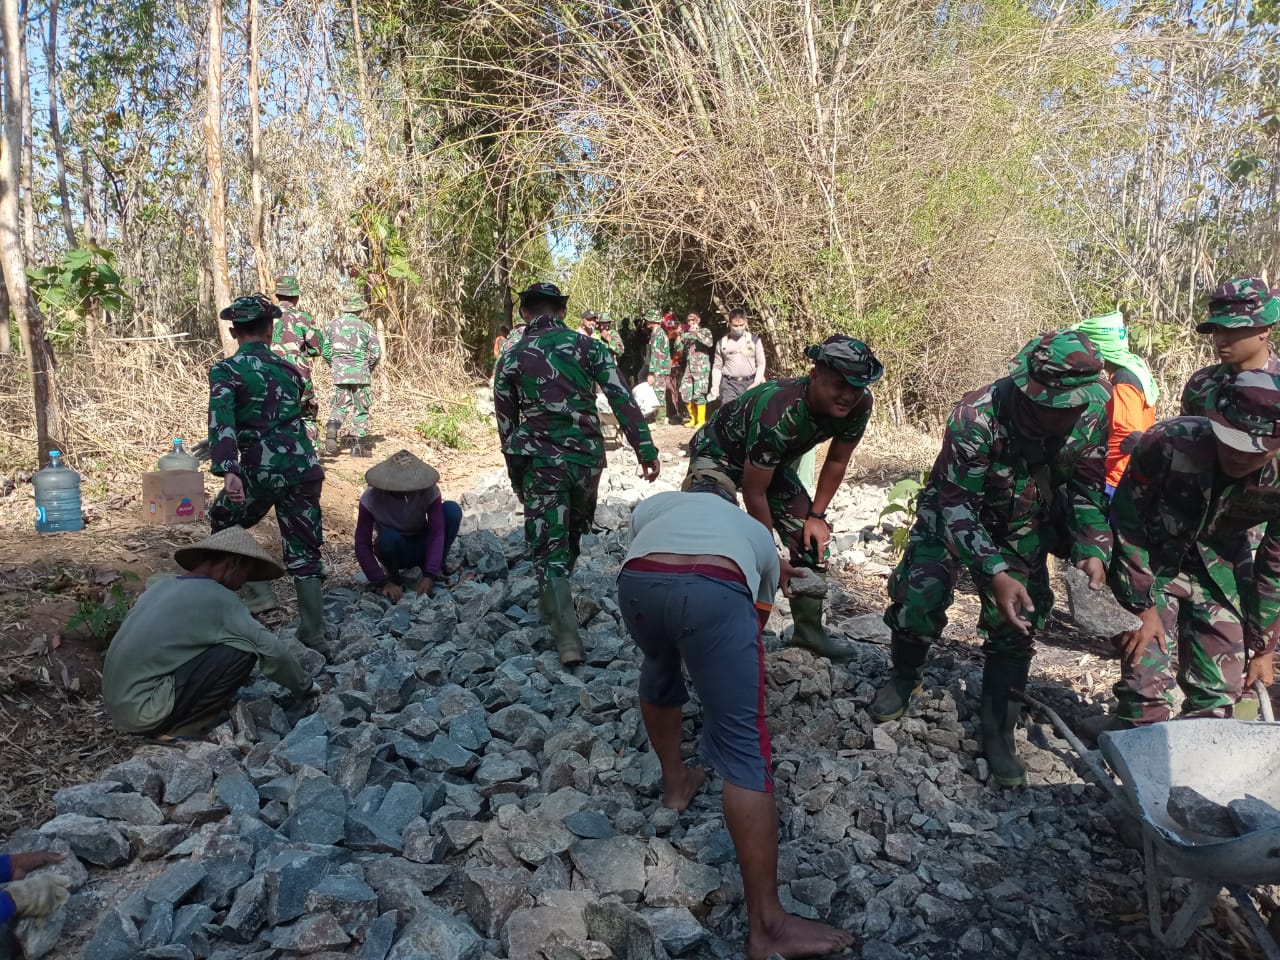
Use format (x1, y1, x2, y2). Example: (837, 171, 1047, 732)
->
(349, 0, 371, 153)
(204, 0, 234, 355)
(247, 0, 269, 291)
(17, 0, 32, 261)
(44, 0, 74, 249)
(0, 259, 10, 354)
(1, 0, 60, 457)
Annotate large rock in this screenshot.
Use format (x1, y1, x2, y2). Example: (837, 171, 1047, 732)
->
(265, 913, 351, 953)
(284, 776, 347, 845)
(39, 814, 130, 867)
(569, 836, 649, 901)
(502, 891, 595, 960)
(644, 839, 722, 908)
(584, 900, 667, 960)
(145, 861, 207, 905)
(644, 907, 709, 955)
(505, 812, 577, 865)
(264, 849, 331, 925)
(386, 901, 483, 960)
(462, 866, 535, 938)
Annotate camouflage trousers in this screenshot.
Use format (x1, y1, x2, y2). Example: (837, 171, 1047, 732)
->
(883, 531, 1053, 660)
(1115, 559, 1246, 724)
(680, 364, 711, 404)
(683, 456, 826, 569)
(209, 477, 324, 578)
(329, 384, 372, 438)
(515, 457, 604, 582)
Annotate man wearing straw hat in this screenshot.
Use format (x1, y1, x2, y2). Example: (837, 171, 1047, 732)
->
(103, 528, 318, 738)
(270, 272, 324, 443)
(495, 281, 661, 667)
(207, 294, 328, 647)
(355, 450, 463, 600)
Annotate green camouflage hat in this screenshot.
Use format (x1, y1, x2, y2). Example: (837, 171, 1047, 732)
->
(517, 281, 569, 306)
(804, 335, 885, 388)
(1207, 369, 1280, 453)
(274, 273, 301, 298)
(597, 313, 613, 325)
(1009, 330, 1107, 408)
(344, 293, 369, 314)
(645, 309, 662, 324)
(220, 293, 282, 325)
(1197, 277, 1280, 333)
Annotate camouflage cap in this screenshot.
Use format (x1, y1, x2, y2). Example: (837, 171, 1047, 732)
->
(645, 309, 662, 324)
(517, 281, 569, 306)
(220, 293, 282, 325)
(344, 293, 369, 314)
(805, 335, 885, 388)
(1197, 277, 1280, 333)
(597, 313, 613, 325)
(1207, 369, 1280, 453)
(1008, 330, 1107, 409)
(274, 273, 301, 298)
(580, 309, 599, 321)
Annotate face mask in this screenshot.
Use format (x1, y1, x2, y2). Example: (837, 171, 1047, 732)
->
(729, 328, 745, 339)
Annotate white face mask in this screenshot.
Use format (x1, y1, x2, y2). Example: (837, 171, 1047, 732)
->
(729, 327, 746, 339)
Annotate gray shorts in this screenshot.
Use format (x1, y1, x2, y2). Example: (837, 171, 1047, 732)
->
(617, 564, 773, 792)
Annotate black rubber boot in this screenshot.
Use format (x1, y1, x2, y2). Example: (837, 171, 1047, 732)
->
(324, 420, 340, 455)
(980, 654, 1031, 788)
(539, 578, 585, 667)
(294, 577, 327, 651)
(869, 636, 930, 722)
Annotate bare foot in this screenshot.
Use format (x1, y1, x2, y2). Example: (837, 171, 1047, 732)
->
(661, 765, 708, 812)
(748, 913, 855, 960)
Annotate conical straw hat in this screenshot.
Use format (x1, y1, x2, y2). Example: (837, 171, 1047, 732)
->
(365, 449, 439, 493)
(174, 526, 286, 582)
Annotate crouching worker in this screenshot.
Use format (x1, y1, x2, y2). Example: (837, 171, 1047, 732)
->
(618, 486, 854, 960)
(355, 449, 462, 600)
(1, 850, 69, 925)
(103, 528, 319, 740)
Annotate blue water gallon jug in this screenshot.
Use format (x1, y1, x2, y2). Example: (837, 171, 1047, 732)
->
(158, 438, 200, 471)
(33, 450, 84, 533)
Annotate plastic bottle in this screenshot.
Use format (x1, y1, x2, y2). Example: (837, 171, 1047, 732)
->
(33, 450, 84, 533)
(157, 438, 199, 472)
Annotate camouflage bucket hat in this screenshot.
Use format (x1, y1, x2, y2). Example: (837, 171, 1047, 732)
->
(597, 314, 613, 325)
(1197, 277, 1280, 333)
(1207, 370, 1280, 453)
(517, 281, 568, 306)
(645, 309, 662, 324)
(345, 293, 369, 314)
(1009, 330, 1107, 409)
(804, 335, 885, 388)
(220, 294, 282, 325)
(274, 273, 301, 298)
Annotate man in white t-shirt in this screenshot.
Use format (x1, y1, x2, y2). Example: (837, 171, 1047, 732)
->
(618, 489, 854, 960)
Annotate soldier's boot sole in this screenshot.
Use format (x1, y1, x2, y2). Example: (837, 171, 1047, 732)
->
(869, 674, 924, 723)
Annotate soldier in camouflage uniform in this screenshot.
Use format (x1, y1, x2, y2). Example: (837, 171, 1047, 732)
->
(207, 294, 327, 649)
(494, 282, 661, 667)
(323, 294, 382, 458)
(1182, 277, 1280, 416)
(1094, 370, 1280, 729)
(870, 330, 1113, 788)
(679, 312, 714, 427)
(642, 311, 672, 413)
(684, 336, 884, 661)
(270, 274, 324, 443)
(596, 314, 625, 362)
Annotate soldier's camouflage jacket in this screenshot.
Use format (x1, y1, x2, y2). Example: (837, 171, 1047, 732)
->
(1109, 416, 1280, 653)
(645, 327, 672, 377)
(494, 314, 658, 468)
(271, 305, 324, 384)
(324, 312, 382, 385)
(911, 377, 1112, 581)
(680, 326, 713, 377)
(208, 341, 323, 490)
(688, 377, 872, 485)
(597, 329, 625, 358)
(1180, 352, 1280, 416)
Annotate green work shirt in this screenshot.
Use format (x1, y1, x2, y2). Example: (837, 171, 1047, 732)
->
(102, 576, 311, 733)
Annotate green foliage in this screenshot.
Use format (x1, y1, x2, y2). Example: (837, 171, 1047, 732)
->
(27, 245, 130, 346)
(65, 571, 139, 646)
(878, 472, 928, 557)
(415, 402, 477, 450)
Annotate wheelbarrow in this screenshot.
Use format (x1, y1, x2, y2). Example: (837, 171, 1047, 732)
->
(1020, 690, 1280, 957)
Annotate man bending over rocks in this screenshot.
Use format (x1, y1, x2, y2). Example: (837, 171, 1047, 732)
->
(618, 488, 854, 960)
(684, 335, 884, 662)
(103, 528, 318, 740)
(871, 330, 1113, 788)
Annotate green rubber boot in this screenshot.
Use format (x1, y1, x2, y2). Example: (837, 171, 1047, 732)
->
(980, 654, 1031, 788)
(788, 592, 856, 662)
(294, 577, 327, 651)
(539, 577, 585, 667)
(869, 637, 929, 723)
(324, 420, 340, 455)
(241, 580, 278, 614)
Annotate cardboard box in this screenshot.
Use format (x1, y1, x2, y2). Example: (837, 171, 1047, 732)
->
(142, 470, 206, 525)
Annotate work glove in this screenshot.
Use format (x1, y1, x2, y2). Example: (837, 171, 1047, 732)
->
(5, 873, 71, 917)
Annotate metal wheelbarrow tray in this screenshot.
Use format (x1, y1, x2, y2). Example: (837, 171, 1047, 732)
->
(1099, 719, 1280, 955)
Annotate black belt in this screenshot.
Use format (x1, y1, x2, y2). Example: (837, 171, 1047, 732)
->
(725, 375, 754, 381)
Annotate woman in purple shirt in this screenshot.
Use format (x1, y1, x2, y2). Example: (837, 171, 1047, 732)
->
(355, 450, 462, 601)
